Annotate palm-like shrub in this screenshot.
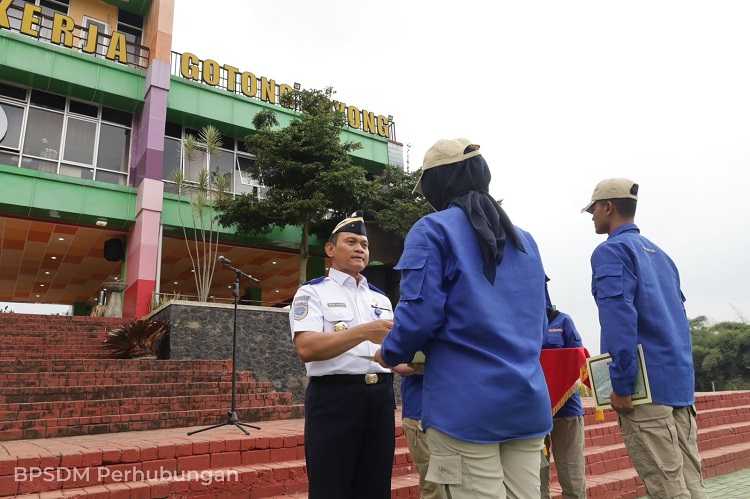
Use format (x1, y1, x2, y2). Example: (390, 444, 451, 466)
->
(104, 320, 168, 359)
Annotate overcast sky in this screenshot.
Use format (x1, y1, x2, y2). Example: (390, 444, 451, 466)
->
(170, 1, 750, 353)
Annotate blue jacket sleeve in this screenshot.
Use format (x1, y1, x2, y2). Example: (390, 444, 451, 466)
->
(381, 220, 447, 366)
(562, 315, 583, 349)
(591, 243, 639, 396)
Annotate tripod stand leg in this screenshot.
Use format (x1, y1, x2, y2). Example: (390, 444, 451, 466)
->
(187, 422, 229, 436)
(233, 423, 251, 436)
(237, 422, 262, 430)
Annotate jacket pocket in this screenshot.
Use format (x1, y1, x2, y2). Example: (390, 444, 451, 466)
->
(394, 248, 428, 301)
(593, 263, 624, 299)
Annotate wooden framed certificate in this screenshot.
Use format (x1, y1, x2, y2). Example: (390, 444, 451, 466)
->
(586, 344, 652, 410)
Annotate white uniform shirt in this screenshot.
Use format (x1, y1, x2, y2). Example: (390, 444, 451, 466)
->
(289, 267, 393, 376)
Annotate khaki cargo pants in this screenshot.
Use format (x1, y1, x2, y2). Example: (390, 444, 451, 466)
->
(425, 427, 544, 499)
(540, 416, 586, 499)
(618, 404, 706, 499)
(403, 418, 444, 499)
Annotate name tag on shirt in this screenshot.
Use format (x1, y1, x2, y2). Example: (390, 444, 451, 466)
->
(548, 328, 563, 334)
(326, 302, 347, 308)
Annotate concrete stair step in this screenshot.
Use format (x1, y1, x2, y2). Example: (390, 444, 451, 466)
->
(0, 421, 410, 496)
(0, 381, 276, 403)
(0, 405, 305, 441)
(0, 359, 234, 374)
(0, 370, 253, 388)
(0, 393, 296, 421)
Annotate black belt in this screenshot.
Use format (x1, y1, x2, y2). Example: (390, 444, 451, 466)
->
(310, 373, 393, 385)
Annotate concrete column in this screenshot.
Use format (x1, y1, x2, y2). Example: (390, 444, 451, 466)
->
(122, 0, 174, 318)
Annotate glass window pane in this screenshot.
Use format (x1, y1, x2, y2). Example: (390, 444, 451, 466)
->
(0, 150, 19, 167)
(184, 146, 207, 182)
(23, 108, 63, 160)
(96, 124, 130, 172)
(163, 182, 179, 194)
(237, 138, 251, 153)
(101, 107, 132, 126)
(0, 102, 25, 149)
(30, 90, 66, 111)
(235, 156, 258, 195)
(95, 170, 126, 185)
(210, 149, 234, 191)
(69, 100, 98, 118)
(0, 82, 26, 101)
(20, 156, 57, 174)
(59, 163, 93, 180)
(163, 137, 181, 182)
(9, 1, 24, 31)
(63, 118, 96, 164)
(165, 122, 181, 139)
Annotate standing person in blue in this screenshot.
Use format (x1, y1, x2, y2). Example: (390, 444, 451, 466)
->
(539, 289, 587, 499)
(402, 373, 444, 499)
(289, 213, 413, 499)
(583, 178, 705, 499)
(374, 138, 552, 499)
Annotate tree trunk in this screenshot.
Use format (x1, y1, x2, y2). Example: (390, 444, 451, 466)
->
(298, 222, 309, 285)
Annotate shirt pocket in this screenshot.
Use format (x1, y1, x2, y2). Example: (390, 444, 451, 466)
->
(593, 263, 624, 300)
(321, 307, 354, 331)
(544, 330, 564, 348)
(394, 248, 428, 301)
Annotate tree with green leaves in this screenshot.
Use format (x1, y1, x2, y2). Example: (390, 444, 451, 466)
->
(691, 316, 750, 391)
(216, 88, 372, 284)
(367, 165, 431, 239)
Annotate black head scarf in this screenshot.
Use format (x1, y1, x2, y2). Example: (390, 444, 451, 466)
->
(420, 154, 524, 283)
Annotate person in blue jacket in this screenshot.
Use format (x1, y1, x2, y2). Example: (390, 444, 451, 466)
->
(374, 138, 552, 499)
(583, 178, 705, 499)
(539, 288, 587, 499)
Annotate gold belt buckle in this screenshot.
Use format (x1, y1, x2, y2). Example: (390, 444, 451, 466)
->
(364, 373, 379, 385)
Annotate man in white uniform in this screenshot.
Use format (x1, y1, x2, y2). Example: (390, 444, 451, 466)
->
(289, 213, 408, 499)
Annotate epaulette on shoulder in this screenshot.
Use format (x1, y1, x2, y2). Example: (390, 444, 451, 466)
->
(368, 283, 386, 296)
(304, 276, 327, 286)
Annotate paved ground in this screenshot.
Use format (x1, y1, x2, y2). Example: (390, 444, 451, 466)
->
(639, 468, 750, 498)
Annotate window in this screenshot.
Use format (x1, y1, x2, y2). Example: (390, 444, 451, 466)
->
(0, 102, 25, 149)
(0, 150, 19, 167)
(184, 146, 207, 182)
(82, 17, 108, 57)
(209, 149, 234, 191)
(30, 90, 65, 111)
(3, 82, 131, 184)
(235, 155, 259, 196)
(63, 117, 96, 164)
(39, 0, 69, 41)
(69, 100, 98, 118)
(0, 82, 27, 101)
(163, 137, 181, 182)
(23, 107, 63, 160)
(117, 10, 144, 67)
(97, 124, 130, 173)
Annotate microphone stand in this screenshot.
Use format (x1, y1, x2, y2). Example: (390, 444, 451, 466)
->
(188, 258, 261, 436)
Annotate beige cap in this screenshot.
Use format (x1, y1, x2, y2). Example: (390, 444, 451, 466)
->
(413, 138, 482, 194)
(581, 178, 639, 213)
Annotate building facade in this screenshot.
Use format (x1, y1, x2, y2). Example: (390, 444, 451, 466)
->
(0, 0, 402, 317)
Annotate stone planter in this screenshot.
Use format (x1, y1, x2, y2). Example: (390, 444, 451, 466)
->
(148, 301, 306, 401)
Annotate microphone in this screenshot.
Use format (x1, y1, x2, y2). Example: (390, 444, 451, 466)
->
(218, 255, 232, 265)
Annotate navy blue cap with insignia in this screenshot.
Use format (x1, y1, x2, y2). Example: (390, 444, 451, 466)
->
(332, 211, 367, 237)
